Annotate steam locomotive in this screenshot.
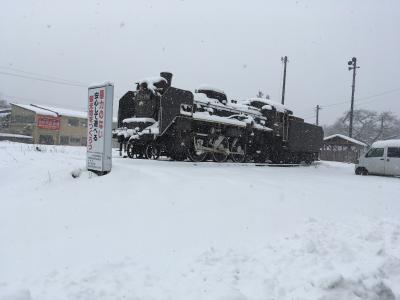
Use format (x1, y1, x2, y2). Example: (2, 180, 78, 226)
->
(113, 72, 323, 163)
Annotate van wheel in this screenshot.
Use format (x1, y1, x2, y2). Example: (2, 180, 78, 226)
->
(356, 167, 368, 175)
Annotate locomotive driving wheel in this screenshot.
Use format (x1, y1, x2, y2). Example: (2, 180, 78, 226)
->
(212, 136, 229, 163)
(187, 136, 208, 162)
(145, 144, 160, 160)
(230, 138, 246, 163)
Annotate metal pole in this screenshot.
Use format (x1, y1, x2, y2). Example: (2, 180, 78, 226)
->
(281, 56, 288, 105)
(316, 105, 321, 126)
(348, 57, 358, 138)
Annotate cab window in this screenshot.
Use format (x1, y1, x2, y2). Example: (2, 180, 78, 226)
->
(388, 147, 400, 158)
(366, 148, 384, 158)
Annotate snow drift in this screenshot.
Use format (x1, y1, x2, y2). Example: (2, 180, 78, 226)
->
(0, 141, 399, 300)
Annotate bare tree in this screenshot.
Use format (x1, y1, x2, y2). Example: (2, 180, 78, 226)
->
(325, 109, 400, 145)
(373, 111, 400, 141)
(256, 91, 270, 99)
(256, 91, 264, 98)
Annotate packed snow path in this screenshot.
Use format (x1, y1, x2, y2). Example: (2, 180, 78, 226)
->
(0, 141, 399, 300)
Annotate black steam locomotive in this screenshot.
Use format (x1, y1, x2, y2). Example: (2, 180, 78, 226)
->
(114, 72, 323, 163)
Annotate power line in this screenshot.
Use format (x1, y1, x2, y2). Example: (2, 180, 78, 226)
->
(298, 87, 400, 117)
(0, 65, 88, 86)
(0, 71, 88, 88)
(303, 114, 316, 120)
(1, 92, 86, 111)
(326, 87, 400, 108)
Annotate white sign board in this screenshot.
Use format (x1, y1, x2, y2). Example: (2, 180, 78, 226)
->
(87, 83, 114, 173)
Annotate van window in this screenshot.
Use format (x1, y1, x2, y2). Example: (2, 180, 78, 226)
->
(366, 148, 384, 157)
(388, 147, 400, 158)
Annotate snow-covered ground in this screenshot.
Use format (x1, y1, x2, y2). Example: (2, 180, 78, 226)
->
(1, 141, 400, 300)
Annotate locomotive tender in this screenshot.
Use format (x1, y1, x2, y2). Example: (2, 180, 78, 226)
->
(114, 72, 323, 163)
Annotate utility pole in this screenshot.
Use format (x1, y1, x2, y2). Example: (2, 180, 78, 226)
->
(347, 57, 360, 137)
(315, 105, 321, 126)
(281, 56, 288, 105)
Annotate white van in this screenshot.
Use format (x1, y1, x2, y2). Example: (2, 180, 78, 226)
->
(355, 139, 400, 176)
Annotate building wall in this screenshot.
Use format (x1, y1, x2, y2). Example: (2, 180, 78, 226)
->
(320, 144, 365, 163)
(34, 126, 57, 144)
(9, 105, 88, 146)
(9, 105, 36, 138)
(58, 116, 87, 146)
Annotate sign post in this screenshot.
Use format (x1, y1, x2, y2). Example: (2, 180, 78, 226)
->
(87, 83, 114, 175)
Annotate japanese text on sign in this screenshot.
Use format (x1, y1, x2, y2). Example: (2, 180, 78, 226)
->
(87, 87, 106, 152)
(37, 115, 60, 130)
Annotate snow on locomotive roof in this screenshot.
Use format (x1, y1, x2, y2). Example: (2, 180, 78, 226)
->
(371, 139, 400, 148)
(196, 85, 226, 95)
(228, 101, 261, 113)
(194, 93, 263, 117)
(194, 93, 265, 118)
(193, 92, 223, 106)
(193, 111, 247, 127)
(244, 98, 291, 113)
(123, 117, 156, 124)
(136, 77, 167, 91)
(323, 134, 367, 147)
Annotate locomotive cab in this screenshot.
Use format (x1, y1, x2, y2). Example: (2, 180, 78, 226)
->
(120, 73, 173, 132)
(134, 83, 159, 121)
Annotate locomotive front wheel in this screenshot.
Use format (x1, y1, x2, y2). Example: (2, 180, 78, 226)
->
(145, 144, 160, 160)
(127, 142, 135, 159)
(230, 138, 246, 163)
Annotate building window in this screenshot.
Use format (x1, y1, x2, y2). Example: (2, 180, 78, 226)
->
(13, 115, 35, 123)
(81, 137, 87, 146)
(80, 120, 87, 127)
(60, 136, 69, 145)
(39, 135, 54, 145)
(70, 137, 81, 144)
(68, 118, 79, 127)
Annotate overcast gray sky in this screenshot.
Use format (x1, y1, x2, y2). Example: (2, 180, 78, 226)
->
(1, 0, 399, 125)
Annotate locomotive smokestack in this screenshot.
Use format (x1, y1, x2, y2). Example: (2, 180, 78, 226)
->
(160, 72, 173, 87)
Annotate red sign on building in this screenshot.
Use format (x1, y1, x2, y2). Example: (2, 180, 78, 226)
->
(37, 115, 60, 130)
